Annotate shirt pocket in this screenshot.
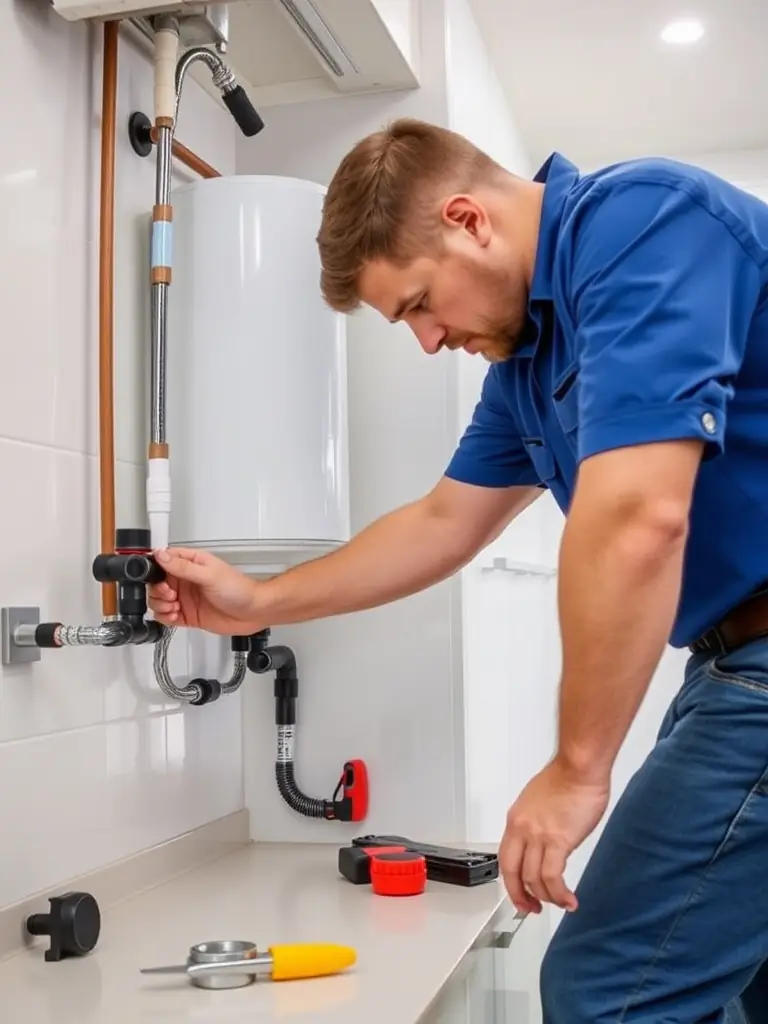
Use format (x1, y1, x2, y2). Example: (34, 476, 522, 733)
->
(522, 436, 556, 485)
(552, 362, 580, 436)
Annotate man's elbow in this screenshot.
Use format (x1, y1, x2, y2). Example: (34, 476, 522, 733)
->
(608, 495, 690, 567)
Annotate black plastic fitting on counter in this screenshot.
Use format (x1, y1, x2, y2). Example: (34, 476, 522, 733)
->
(26, 891, 101, 962)
(222, 85, 264, 137)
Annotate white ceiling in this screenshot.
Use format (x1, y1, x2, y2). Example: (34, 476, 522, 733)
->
(469, 0, 768, 169)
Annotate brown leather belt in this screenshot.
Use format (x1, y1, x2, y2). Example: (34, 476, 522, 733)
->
(690, 588, 768, 655)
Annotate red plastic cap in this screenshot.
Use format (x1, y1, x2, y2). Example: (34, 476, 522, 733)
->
(370, 852, 427, 897)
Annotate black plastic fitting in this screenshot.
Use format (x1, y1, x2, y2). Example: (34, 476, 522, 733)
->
(189, 678, 222, 706)
(92, 528, 165, 637)
(247, 629, 297, 678)
(101, 620, 134, 647)
(26, 892, 101, 962)
(33, 622, 63, 648)
(92, 553, 165, 585)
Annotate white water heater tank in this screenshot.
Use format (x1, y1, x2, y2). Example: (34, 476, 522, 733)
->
(167, 175, 350, 572)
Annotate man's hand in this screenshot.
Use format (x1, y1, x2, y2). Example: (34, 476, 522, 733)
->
(149, 548, 267, 635)
(499, 758, 609, 915)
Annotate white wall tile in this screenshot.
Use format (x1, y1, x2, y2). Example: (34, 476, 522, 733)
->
(0, 4, 243, 908)
(0, 697, 243, 911)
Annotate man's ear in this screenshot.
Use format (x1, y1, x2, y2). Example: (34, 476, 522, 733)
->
(440, 194, 492, 247)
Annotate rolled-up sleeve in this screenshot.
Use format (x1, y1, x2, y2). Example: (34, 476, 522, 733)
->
(572, 182, 762, 463)
(445, 368, 541, 488)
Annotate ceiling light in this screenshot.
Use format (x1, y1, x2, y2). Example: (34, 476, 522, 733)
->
(661, 18, 704, 45)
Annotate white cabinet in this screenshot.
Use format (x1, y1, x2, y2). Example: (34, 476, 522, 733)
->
(421, 905, 538, 1023)
(52, 0, 420, 106)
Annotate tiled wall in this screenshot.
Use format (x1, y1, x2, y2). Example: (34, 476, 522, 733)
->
(0, 3, 242, 910)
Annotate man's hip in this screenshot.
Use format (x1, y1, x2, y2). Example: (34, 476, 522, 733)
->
(690, 586, 768, 656)
(541, 638, 768, 1023)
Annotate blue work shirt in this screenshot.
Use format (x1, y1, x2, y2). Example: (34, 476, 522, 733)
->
(445, 153, 768, 648)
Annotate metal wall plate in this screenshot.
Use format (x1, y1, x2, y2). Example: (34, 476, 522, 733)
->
(1, 607, 41, 666)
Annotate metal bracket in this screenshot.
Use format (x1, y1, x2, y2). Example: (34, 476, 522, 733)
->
(480, 558, 556, 579)
(1, 607, 41, 666)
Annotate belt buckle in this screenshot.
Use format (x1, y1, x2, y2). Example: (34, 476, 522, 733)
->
(692, 626, 728, 656)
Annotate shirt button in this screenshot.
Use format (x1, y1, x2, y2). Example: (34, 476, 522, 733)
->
(701, 412, 717, 435)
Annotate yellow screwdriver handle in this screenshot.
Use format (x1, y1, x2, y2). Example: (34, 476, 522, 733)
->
(269, 943, 357, 981)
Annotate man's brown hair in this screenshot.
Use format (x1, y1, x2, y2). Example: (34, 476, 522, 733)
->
(317, 118, 502, 313)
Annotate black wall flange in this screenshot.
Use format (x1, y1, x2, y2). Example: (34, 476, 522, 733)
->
(128, 111, 153, 158)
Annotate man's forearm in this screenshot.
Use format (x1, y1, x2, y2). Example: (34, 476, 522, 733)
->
(257, 483, 539, 629)
(555, 498, 688, 784)
(259, 500, 472, 626)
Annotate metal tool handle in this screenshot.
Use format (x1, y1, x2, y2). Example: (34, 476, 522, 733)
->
(140, 964, 188, 976)
(141, 955, 271, 979)
(188, 957, 269, 979)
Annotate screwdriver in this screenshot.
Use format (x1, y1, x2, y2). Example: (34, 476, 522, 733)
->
(141, 941, 357, 985)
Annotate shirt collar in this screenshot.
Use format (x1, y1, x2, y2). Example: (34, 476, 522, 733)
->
(528, 152, 580, 304)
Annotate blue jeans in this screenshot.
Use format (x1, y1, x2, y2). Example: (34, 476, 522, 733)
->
(541, 637, 768, 1023)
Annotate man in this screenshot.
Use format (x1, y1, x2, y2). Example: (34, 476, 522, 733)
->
(149, 119, 768, 1022)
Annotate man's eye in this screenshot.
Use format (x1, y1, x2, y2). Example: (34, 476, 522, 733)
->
(414, 294, 429, 312)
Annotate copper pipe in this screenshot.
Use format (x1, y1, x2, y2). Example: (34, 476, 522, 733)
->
(148, 126, 220, 178)
(171, 139, 220, 179)
(98, 21, 119, 618)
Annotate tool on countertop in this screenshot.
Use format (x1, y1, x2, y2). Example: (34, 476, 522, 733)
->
(339, 845, 428, 896)
(140, 939, 356, 990)
(346, 835, 499, 887)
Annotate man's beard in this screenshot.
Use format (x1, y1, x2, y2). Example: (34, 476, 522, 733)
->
(476, 311, 526, 363)
(442, 259, 528, 363)
(480, 334, 517, 363)
(475, 267, 528, 363)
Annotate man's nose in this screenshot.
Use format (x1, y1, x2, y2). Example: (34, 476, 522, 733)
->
(410, 318, 448, 356)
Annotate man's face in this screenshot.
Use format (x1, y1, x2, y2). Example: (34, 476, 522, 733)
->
(357, 194, 529, 363)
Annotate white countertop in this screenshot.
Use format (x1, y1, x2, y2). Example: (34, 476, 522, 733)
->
(0, 842, 511, 1023)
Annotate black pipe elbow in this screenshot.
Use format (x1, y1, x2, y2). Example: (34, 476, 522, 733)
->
(246, 630, 296, 679)
(102, 620, 133, 647)
(265, 645, 297, 680)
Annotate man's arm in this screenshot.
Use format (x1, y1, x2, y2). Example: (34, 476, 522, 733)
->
(500, 181, 761, 916)
(150, 366, 544, 632)
(556, 183, 759, 784)
(261, 478, 540, 626)
(262, 364, 544, 625)
(556, 439, 701, 784)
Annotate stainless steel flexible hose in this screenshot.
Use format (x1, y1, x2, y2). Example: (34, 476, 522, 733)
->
(55, 622, 128, 646)
(153, 625, 247, 704)
(150, 39, 261, 703)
